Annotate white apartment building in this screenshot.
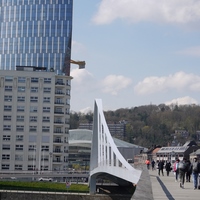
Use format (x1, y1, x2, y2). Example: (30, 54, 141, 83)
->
(0, 66, 72, 173)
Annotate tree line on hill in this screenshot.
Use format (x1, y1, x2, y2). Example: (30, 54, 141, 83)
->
(70, 104, 200, 148)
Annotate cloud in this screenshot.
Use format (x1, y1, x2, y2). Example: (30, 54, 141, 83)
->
(165, 96, 198, 105)
(92, 0, 200, 25)
(134, 71, 200, 95)
(70, 68, 94, 89)
(176, 46, 200, 57)
(72, 40, 86, 54)
(101, 75, 132, 95)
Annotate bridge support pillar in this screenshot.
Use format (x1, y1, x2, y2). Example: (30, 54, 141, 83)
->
(89, 176, 96, 194)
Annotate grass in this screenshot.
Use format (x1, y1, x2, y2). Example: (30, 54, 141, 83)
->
(0, 181, 89, 193)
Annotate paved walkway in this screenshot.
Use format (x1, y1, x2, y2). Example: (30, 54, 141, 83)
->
(149, 169, 200, 200)
(132, 165, 200, 200)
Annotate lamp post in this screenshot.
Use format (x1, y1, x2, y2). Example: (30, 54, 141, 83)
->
(49, 152, 52, 172)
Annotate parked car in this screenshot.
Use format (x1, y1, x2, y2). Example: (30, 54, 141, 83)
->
(38, 177, 53, 182)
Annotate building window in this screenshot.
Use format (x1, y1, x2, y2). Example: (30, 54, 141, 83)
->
(30, 96, 38, 102)
(17, 106, 25, 112)
(43, 116, 50, 122)
(18, 77, 26, 83)
(28, 165, 35, 170)
(4, 115, 11, 121)
(15, 165, 23, 170)
(28, 145, 36, 151)
(4, 95, 12, 102)
(31, 77, 38, 83)
(30, 106, 37, 113)
(16, 135, 23, 141)
(5, 76, 13, 82)
(43, 97, 50, 103)
(17, 96, 25, 102)
(66, 108, 70, 114)
(66, 89, 70, 95)
(31, 87, 38, 92)
(4, 105, 12, 111)
(44, 87, 51, 93)
(56, 78, 64, 85)
(1, 164, 9, 170)
(15, 155, 23, 161)
(43, 107, 50, 112)
(5, 86, 12, 91)
(17, 116, 24, 122)
(30, 116, 37, 122)
(44, 78, 51, 83)
(16, 126, 24, 131)
(66, 80, 71, 86)
(41, 145, 49, 152)
(18, 86, 25, 92)
(42, 126, 50, 132)
(2, 144, 10, 150)
(3, 135, 10, 141)
(66, 99, 70, 105)
(15, 145, 23, 151)
(29, 126, 37, 132)
(28, 155, 36, 161)
(3, 125, 11, 131)
(2, 154, 10, 160)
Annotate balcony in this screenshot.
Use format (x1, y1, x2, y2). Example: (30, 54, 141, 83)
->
(55, 82, 65, 86)
(53, 140, 63, 143)
(54, 111, 64, 115)
(54, 121, 64, 124)
(54, 101, 64, 105)
(53, 149, 63, 153)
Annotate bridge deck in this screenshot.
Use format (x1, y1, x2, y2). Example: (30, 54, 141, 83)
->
(133, 164, 200, 200)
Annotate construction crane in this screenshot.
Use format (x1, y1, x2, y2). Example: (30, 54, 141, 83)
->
(63, 59, 86, 76)
(70, 60, 86, 69)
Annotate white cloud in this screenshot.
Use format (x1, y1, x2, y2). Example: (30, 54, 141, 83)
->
(80, 107, 93, 114)
(176, 46, 200, 57)
(93, 0, 200, 25)
(165, 96, 198, 105)
(134, 71, 200, 95)
(72, 40, 86, 54)
(101, 75, 132, 95)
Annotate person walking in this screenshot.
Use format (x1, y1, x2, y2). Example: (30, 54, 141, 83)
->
(151, 160, 155, 171)
(165, 160, 172, 176)
(191, 157, 200, 190)
(185, 159, 192, 182)
(145, 159, 150, 170)
(178, 158, 188, 189)
(173, 159, 180, 182)
(158, 160, 165, 176)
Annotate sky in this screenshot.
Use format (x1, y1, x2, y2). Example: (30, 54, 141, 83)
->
(70, 0, 200, 113)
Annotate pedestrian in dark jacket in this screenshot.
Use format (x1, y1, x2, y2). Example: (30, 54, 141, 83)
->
(158, 160, 165, 176)
(185, 160, 192, 182)
(165, 161, 171, 176)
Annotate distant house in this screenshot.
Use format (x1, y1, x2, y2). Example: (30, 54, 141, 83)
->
(156, 140, 200, 163)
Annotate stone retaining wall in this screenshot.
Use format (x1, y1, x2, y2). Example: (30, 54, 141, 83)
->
(0, 192, 133, 200)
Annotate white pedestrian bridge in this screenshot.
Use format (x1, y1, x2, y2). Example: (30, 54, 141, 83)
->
(89, 99, 142, 194)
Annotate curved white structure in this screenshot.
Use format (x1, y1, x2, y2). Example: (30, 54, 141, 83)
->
(89, 99, 142, 194)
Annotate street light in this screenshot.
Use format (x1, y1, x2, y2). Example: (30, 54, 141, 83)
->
(49, 152, 52, 172)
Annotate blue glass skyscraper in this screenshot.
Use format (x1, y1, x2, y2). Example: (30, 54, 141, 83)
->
(0, 0, 73, 75)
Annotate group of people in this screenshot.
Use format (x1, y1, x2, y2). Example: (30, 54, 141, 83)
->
(145, 157, 200, 190)
(173, 157, 200, 189)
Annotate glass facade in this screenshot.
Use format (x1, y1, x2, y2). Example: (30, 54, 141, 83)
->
(0, 0, 73, 75)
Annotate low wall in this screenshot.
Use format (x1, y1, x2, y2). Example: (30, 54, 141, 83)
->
(0, 192, 133, 200)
